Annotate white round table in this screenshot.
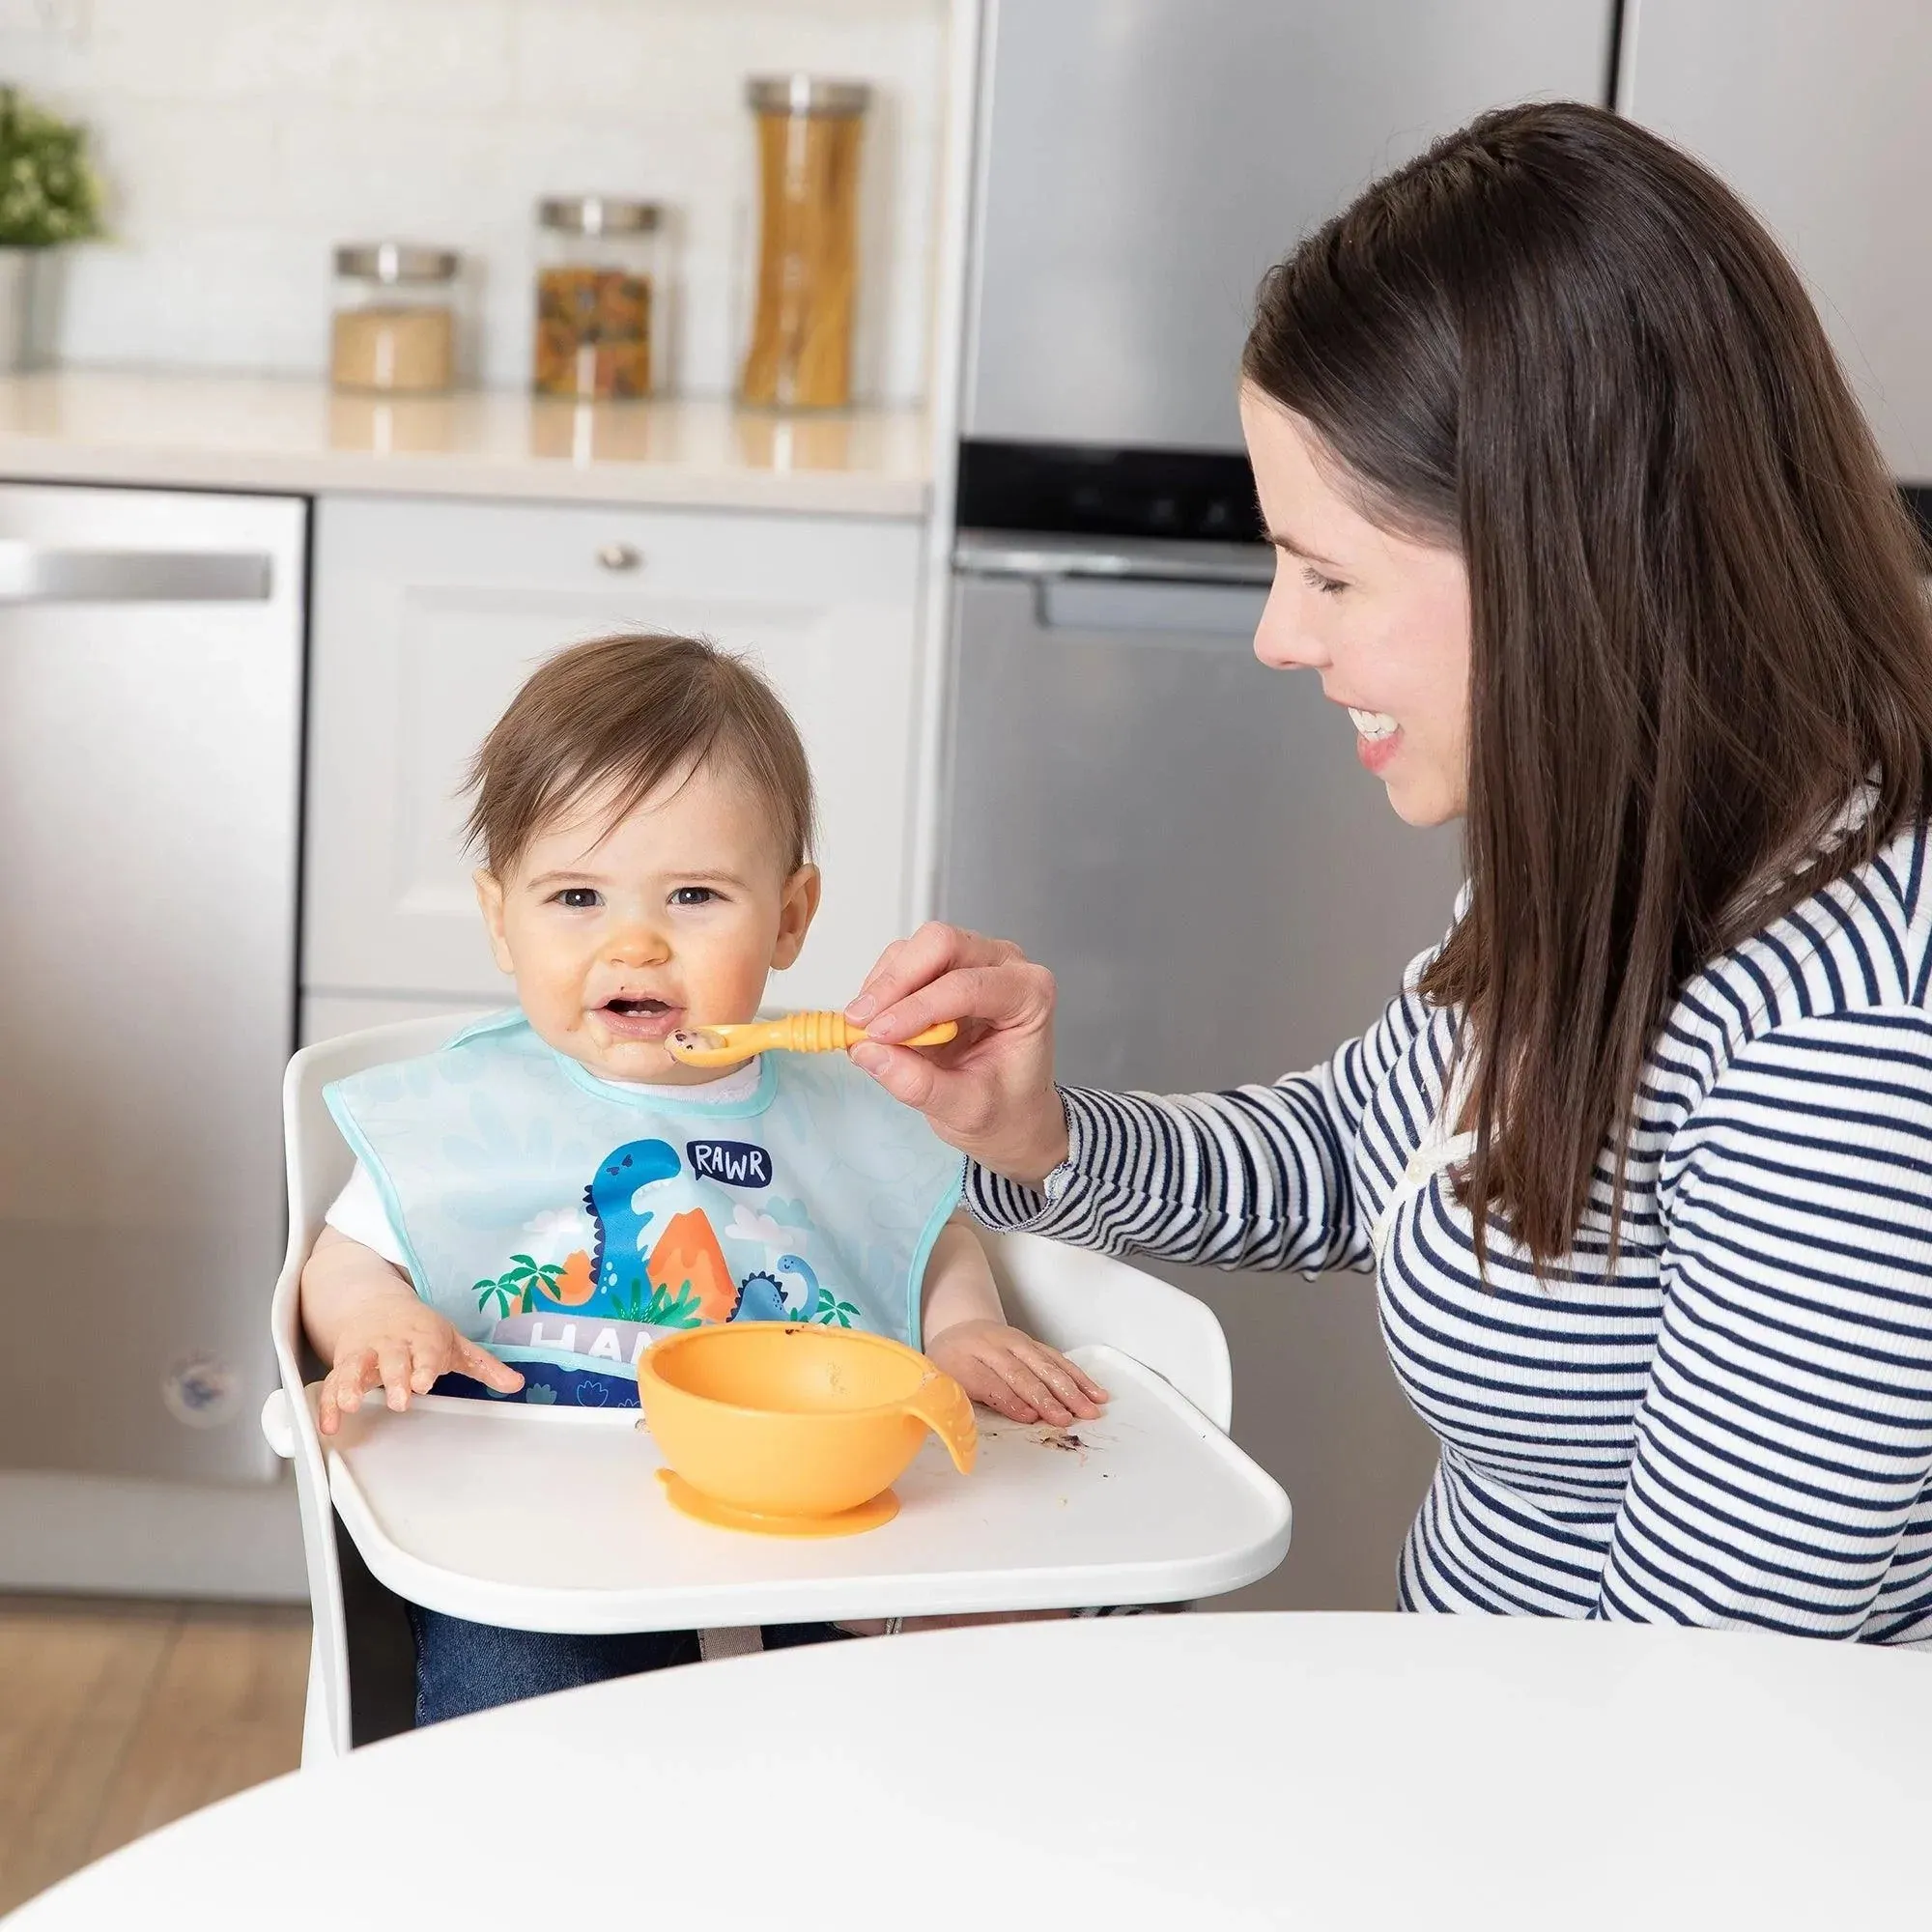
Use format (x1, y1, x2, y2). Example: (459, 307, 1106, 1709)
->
(13, 1613, 1930, 1929)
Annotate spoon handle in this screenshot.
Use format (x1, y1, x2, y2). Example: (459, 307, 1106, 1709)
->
(668, 1013, 958, 1065)
(774, 1012, 959, 1053)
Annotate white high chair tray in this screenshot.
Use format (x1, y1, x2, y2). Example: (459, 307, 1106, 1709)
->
(320, 1345, 1290, 1633)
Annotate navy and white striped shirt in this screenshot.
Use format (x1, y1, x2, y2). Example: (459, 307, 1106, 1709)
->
(967, 818, 1932, 1645)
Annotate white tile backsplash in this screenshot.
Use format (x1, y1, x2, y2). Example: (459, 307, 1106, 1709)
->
(0, 0, 948, 401)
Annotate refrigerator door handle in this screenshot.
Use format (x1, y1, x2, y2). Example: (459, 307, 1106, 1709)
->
(0, 542, 274, 604)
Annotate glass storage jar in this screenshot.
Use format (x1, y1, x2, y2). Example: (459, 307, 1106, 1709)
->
(533, 195, 663, 400)
(329, 242, 462, 394)
(739, 75, 870, 411)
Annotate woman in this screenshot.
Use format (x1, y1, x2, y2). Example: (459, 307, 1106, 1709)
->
(847, 101, 1932, 1641)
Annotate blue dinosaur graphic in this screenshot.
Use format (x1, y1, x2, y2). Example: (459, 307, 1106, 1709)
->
(730, 1269, 790, 1323)
(725, 1255, 824, 1324)
(557, 1138, 840, 1331)
(776, 1254, 823, 1322)
(580, 1139, 681, 1311)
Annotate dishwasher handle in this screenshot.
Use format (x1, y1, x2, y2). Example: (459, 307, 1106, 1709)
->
(954, 529, 1273, 639)
(0, 541, 273, 604)
(954, 531, 1274, 587)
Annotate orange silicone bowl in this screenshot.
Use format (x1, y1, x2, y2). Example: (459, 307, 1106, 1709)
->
(636, 1323, 978, 1531)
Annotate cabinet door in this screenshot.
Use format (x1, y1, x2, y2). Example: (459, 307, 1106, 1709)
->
(303, 497, 925, 1013)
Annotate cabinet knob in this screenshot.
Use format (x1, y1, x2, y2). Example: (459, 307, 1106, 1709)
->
(596, 543, 642, 572)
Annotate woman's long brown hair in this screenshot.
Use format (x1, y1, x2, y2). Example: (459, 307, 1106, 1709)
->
(1243, 101, 1932, 1271)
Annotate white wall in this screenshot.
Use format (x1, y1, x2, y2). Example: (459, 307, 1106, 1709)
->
(0, 0, 948, 403)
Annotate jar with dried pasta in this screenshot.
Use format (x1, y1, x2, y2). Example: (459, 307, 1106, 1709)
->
(533, 195, 663, 400)
(740, 76, 870, 411)
(330, 243, 463, 393)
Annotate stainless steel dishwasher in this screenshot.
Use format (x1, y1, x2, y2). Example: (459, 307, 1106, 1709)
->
(0, 483, 305, 1534)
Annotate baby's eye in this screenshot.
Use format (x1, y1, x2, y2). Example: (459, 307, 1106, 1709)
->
(553, 887, 602, 910)
(1301, 564, 1348, 597)
(670, 886, 720, 907)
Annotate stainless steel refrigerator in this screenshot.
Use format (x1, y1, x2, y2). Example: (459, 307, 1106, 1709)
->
(1617, 0, 1932, 502)
(937, 0, 1616, 1609)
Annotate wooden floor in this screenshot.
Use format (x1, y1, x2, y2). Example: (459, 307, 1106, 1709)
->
(0, 1596, 310, 1916)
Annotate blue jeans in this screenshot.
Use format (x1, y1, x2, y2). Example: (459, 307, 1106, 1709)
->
(407, 1606, 850, 1727)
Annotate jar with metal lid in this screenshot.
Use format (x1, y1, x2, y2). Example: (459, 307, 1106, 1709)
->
(739, 76, 870, 411)
(533, 195, 663, 400)
(329, 242, 462, 394)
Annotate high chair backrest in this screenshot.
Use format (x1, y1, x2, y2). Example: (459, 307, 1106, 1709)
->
(270, 1013, 483, 1762)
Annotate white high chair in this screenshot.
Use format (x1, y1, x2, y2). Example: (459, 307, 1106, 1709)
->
(262, 1016, 1239, 1765)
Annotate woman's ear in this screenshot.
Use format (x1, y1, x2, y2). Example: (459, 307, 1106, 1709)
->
(771, 864, 822, 971)
(474, 869, 517, 977)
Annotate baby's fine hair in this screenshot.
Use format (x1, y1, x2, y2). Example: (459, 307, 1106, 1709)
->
(462, 632, 816, 879)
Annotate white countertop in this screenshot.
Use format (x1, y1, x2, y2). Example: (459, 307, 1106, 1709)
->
(0, 371, 932, 517)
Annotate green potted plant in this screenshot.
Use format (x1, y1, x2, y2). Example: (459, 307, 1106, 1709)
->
(0, 85, 103, 370)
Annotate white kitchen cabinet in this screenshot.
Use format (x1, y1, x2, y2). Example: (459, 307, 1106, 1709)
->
(302, 495, 927, 1015)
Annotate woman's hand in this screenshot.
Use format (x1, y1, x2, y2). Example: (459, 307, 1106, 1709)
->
(844, 923, 1070, 1186)
(924, 1319, 1108, 1427)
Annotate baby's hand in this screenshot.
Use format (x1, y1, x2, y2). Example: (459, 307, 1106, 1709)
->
(924, 1320, 1108, 1427)
(317, 1301, 523, 1436)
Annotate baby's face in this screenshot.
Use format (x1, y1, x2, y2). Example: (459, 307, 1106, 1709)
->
(474, 761, 819, 1085)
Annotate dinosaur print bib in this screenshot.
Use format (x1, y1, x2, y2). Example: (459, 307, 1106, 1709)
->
(324, 1011, 964, 1407)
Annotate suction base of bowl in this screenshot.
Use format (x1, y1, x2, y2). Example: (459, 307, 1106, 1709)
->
(657, 1467, 900, 1538)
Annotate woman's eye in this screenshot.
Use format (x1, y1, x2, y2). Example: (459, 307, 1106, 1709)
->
(553, 888, 602, 910)
(1302, 564, 1348, 597)
(670, 887, 720, 907)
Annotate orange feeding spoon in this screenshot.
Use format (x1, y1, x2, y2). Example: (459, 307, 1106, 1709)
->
(666, 1010, 958, 1069)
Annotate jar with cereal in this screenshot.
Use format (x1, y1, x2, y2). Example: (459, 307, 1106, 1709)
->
(533, 195, 663, 400)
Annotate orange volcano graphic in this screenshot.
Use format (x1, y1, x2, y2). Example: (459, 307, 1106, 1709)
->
(645, 1209, 738, 1323)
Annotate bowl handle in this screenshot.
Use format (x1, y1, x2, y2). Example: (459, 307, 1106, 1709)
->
(902, 1369, 978, 1474)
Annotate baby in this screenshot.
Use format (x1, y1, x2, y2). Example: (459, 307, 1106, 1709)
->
(300, 631, 1106, 1722)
